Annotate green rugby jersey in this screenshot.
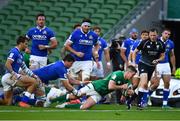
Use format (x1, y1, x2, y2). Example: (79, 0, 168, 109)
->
(91, 71, 130, 96)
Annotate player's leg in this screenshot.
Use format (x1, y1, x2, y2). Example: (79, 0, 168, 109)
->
(80, 96, 97, 109)
(1, 73, 16, 105)
(16, 75, 38, 107)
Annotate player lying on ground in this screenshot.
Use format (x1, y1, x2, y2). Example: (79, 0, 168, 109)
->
(46, 65, 136, 110)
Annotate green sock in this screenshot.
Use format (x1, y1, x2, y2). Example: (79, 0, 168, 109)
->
(51, 94, 68, 103)
(65, 104, 81, 109)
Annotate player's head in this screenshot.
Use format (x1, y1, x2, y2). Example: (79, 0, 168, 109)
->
(81, 18, 92, 33)
(129, 28, 138, 40)
(73, 23, 81, 30)
(162, 28, 171, 40)
(36, 13, 46, 28)
(141, 30, 149, 40)
(149, 28, 158, 42)
(93, 26, 101, 36)
(124, 65, 137, 80)
(63, 54, 75, 68)
(16, 36, 29, 51)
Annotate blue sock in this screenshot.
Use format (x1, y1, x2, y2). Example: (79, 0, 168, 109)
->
(163, 89, 170, 105)
(21, 95, 30, 103)
(28, 98, 37, 105)
(142, 91, 148, 103)
(137, 91, 144, 106)
(149, 90, 154, 96)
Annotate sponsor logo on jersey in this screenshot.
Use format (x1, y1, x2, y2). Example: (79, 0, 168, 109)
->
(32, 35, 47, 40)
(79, 39, 93, 45)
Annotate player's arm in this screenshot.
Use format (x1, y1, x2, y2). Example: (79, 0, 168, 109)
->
(120, 48, 128, 67)
(108, 80, 128, 90)
(67, 74, 91, 86)
(61, 79, 81, 97)
(5, 59, 14, 74)
(132, 48, 139, 65)
(104, 48, 111, 69)
(170, 49, 176, 75)
(48, 38, 58, 49)
(38, 38, 58, 50)
(65, 40, 84, 57)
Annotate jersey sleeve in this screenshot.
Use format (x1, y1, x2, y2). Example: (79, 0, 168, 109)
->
(102, 39, 108, 50)
(7, 50, 18, 62)
(137, 40, 146, 50)
(121, 40, 128, 50)
(48, 29, 56, 40)
(26, 29, 32, 39)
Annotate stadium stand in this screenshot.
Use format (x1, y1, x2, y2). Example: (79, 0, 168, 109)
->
(0, 0, 140, 63)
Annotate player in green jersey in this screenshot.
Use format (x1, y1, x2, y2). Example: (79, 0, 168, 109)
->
(45, 65, 137, 109)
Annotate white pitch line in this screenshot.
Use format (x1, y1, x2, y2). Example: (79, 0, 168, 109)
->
(0, 109, 180, 112)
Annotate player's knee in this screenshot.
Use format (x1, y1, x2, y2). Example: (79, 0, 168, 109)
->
(80, 104, 88, 110)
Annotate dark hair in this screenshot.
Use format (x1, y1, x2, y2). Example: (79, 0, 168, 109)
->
(63, 54, 75, 62)
(162, 28, 171, 33)
(93, 26, 101, 31)
(82, 18, 92, 24)
(149, 28, 158, 33)
(36, 13, 46, 20)
(16, 36, 28, 45)
(141, 30, 149, 35)
(73, 23, 81, 29)
(126, 65, 137, 73)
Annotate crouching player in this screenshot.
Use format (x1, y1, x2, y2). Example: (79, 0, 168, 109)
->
(48, 65, 136, 109)
(1, 36, 41, 107)
(31, 54, 90, 107)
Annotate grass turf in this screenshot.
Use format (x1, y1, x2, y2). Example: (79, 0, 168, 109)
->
(0, 104, 180, 120)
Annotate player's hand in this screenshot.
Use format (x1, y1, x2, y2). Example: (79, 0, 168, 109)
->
(33, 75, 42, 85)
(96, 61, 101, 69)
(127, 89, 134, 96)
(121, 84, 128, 90)
(152, 60, 159, 65)
(120, 95, 126, 103)
(106, 62, 111, 71)
(39, 45, 49, 50)
(76, 52, 84, 57)
(72, 89, 81, 97)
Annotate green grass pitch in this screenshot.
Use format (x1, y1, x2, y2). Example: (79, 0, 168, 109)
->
(0, 104, 180, 120)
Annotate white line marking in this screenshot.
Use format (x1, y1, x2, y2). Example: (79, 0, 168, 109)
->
(0, 109, 180, 112)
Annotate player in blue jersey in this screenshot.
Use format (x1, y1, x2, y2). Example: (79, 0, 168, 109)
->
(65, 18, 99, 82)
(149, 29, 176, 108)
(32, 54, 89, 107)
(1, 36, 40, 107)
(90, 26, 111, 80)
(60, 23, 81, 59)
(121, 28, 138, 70)
(26, 13, 58, 70)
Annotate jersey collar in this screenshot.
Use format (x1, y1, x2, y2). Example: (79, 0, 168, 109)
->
(36, 26, 46, 31)
(80, 28, 90, 35)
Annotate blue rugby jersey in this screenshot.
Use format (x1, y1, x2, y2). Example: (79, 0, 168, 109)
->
(7, 47, 24, 73)
(131, 39, 141, 64)
(68, 29, 99, 61)
(33, 61, 68, 84)
(159, 37, 175, 63)
(97, 37, 108, 61)
(26, 26, 55, 57)
(121, 38, 136, 59)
